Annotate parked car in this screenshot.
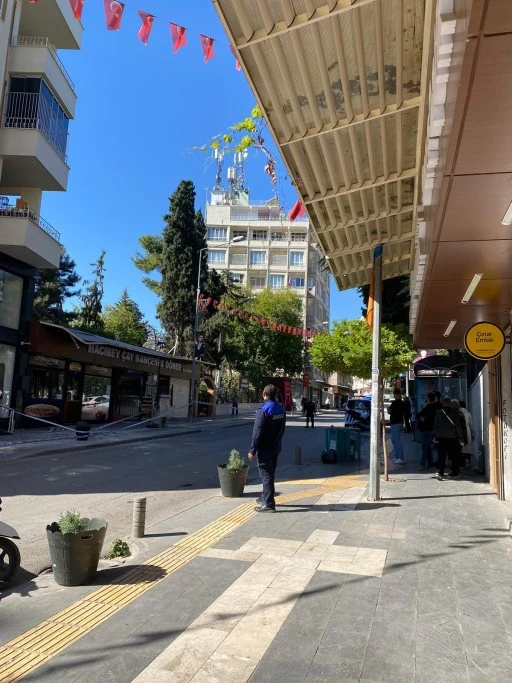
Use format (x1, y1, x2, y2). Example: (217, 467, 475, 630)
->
(81, 396, 110, 421)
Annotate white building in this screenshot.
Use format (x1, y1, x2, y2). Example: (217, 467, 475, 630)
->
(0, 0, 82, 419)
(205, 183, 331, 401)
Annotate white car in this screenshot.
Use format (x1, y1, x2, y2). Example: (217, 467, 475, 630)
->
(81, 396, 110, 421)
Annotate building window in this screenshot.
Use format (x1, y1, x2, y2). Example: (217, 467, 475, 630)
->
(207, 227, 227, 241)
(0, 268, 23, 330)
(230, 273, 244, 284)
(230, 253, 247, 266)
(249, 250, 266, 265)
(252, 230, 267, 240)
(289, 277, 305, 288)
(232, 230, 247, 240)
(290, 251, 305, 266)
(271, 231, 284, 241)
(208, 250, 226, 264)
(269, 274, 285, 289)
(5, 77, 69, 160)
(308, 277, 314, 289)
(0, 343, 16, 408)
(270, 254, 287, 266)
(291, 232, 306, 242)
(250, 277, 266, 287)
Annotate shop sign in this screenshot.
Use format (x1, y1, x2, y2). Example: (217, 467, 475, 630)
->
(29, 354, 65, 369)
(85, 364, 113, 377)
(464, 322, 506, 361)
(86, 344, 189, 373)
(240, 377, 249, 389)
(69, 362, 82, 372)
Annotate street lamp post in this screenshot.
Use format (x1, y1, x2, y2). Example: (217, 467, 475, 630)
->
(188, 237, 244, 419)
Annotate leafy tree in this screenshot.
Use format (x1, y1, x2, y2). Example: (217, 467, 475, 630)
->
(33, 250, 81, 326)
(310, 318, 415, 380)
(158, 181, 207, 355)
(102, 290, 147, 346)
(222, 288, 304, 389)
(132, 234, 164, 296)
(358, 275, 410, 326)
(75, 250, 106, 332)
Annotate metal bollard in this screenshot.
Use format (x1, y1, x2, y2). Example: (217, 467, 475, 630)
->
(132, 497, 147, 538)
(295, 446, 302, 465)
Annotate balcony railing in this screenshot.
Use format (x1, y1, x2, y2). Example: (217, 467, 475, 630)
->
(3, 91, 69, 162)
(12, 36, 75, 91)
(0, 203, 61, 241)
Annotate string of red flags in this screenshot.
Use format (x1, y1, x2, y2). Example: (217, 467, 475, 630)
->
(198, 295, 320, 339)
(60, 0, 241, 69)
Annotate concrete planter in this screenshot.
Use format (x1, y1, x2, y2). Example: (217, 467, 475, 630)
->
(217, 465, 248, 497)
(46, 518, 108, 586)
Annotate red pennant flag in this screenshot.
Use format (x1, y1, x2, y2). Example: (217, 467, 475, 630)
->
(104, 0, 124, 30)
(289, 199, 306, 222)
(229, 45, 241, 71)
(200, 34, 215, 63)
(170, 24, 187, 54)
(69, 0, 84, 20)
(137, 11, 154, 45)
(29, 0, 38, 3)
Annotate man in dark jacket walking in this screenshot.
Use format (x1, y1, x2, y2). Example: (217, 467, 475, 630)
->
(248, 385, 287, 513)
(433, 398, 465, 480)
(417, 391, 438, 469)
(305, 399, 316, 428)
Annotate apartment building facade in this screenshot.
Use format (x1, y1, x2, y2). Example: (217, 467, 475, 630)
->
(0, 0, 82, 422)
(205, 188, 331, 401)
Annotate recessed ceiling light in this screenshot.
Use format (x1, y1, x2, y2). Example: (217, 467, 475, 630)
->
(501, 201, 512, 225)
(461, 273, 483, 304)
(443, 320, 457, 337)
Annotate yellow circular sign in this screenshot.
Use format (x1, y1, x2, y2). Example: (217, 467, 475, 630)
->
(464, 322, 506, 360)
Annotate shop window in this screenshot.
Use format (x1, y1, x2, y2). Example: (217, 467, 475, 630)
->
(0, 343, 16, 409)
(0, 269, 23, 330)
(29, 368, 64, 400)
(82, 375, 111, 422)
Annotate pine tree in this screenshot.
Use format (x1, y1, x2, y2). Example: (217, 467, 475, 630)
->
(75, 250, 106, 332)
(158, 181, 207, 355)
(102, 290, 147, 346)
(33, 250, 81, 326)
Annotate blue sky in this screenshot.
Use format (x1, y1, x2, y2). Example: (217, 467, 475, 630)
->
(43, 0, 362, 327)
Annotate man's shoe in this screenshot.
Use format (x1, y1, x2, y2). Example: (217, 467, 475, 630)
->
(254, 505, 276, 513)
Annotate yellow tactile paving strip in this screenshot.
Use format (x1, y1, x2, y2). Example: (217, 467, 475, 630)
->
(0, 473, 367, 682)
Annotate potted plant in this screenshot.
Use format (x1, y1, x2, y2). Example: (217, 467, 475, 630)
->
(75, 421, 91, 441)
(46, 510, 108, 586)
(217, 449, 248, 497)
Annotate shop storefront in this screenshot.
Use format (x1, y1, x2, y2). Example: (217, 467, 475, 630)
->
(23, 322, 193, 425)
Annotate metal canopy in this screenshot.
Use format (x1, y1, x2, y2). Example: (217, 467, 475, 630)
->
(213, 0, 430, 290)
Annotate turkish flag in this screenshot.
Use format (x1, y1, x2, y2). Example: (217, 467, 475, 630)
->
(104, 0, 124, 31)
(200, 34, 215, 63)
(229, 45, 241, 71)
(137, 11, 154, 45)
(289, 199, 306, 222)
(170, 24, 187, 54)
(69, 0, 84, 20)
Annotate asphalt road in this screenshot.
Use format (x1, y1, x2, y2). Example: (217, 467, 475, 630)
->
(1, 412, 346, 586)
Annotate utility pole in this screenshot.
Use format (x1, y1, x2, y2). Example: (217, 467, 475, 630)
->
(369, 245, 383, 501)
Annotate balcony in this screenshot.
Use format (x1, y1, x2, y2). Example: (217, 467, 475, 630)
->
(229, 254, 247, 266)
(9, 38, 77, 116)
(0, 203, 61, 268)
(18, 0, 83, 50)
(0, 93, 69, 191)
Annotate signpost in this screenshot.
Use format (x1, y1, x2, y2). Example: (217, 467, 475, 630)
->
(464, 322, 506, 361)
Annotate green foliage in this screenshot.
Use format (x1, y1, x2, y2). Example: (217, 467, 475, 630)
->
(59, 510, 87, 534)
(75, 250, 107, 332)
(33, 250, 81, 326)
(227, 449, 245, 471)
(358, 275, 410, 326)
(106, 538, 131, 559)
(102, 290, 147, 346)
(221, 288, 304, 390)
(158, 181, 207, 355)
(310, 318, 415, 380)
(132, 234, 164, 296)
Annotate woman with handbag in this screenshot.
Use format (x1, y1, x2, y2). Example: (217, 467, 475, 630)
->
(433, 398, 466, 480)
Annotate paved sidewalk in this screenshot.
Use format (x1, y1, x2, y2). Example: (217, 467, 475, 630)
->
(2, 436, 512, 682)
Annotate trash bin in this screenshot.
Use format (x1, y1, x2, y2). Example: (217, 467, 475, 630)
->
(325, 427, 361, 463)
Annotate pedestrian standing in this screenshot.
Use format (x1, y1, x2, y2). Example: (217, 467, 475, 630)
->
(387, 390, 405, 464)
(451, 400, 468, 475)
(458, 400, 476, 467)
(403, 396, 412, 433)
(231, 396, 239, 416)
(416, 392, 437, 469)
(433, 398, 465, 480)
(305, 399, 316, 428)
(248, 385, 287, 513)
(301, 396, 307, 415)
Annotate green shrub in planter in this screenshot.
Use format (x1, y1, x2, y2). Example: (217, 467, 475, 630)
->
(217, 449, 248, 497)
(46, 510, 108, 586)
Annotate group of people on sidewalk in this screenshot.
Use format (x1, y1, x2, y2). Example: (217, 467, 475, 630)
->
(416, 391, 475, 480)
(387, 390, 414, 464)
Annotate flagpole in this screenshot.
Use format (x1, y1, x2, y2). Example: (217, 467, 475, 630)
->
(369, 245, 383, 501)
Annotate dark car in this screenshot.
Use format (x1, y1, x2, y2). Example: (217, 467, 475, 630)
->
(345, 398, 371, 428)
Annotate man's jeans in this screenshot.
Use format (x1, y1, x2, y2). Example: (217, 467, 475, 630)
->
(390, 423, 404, 461)
(257, 452, 279, 508)
(421, 430, 434, 466)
